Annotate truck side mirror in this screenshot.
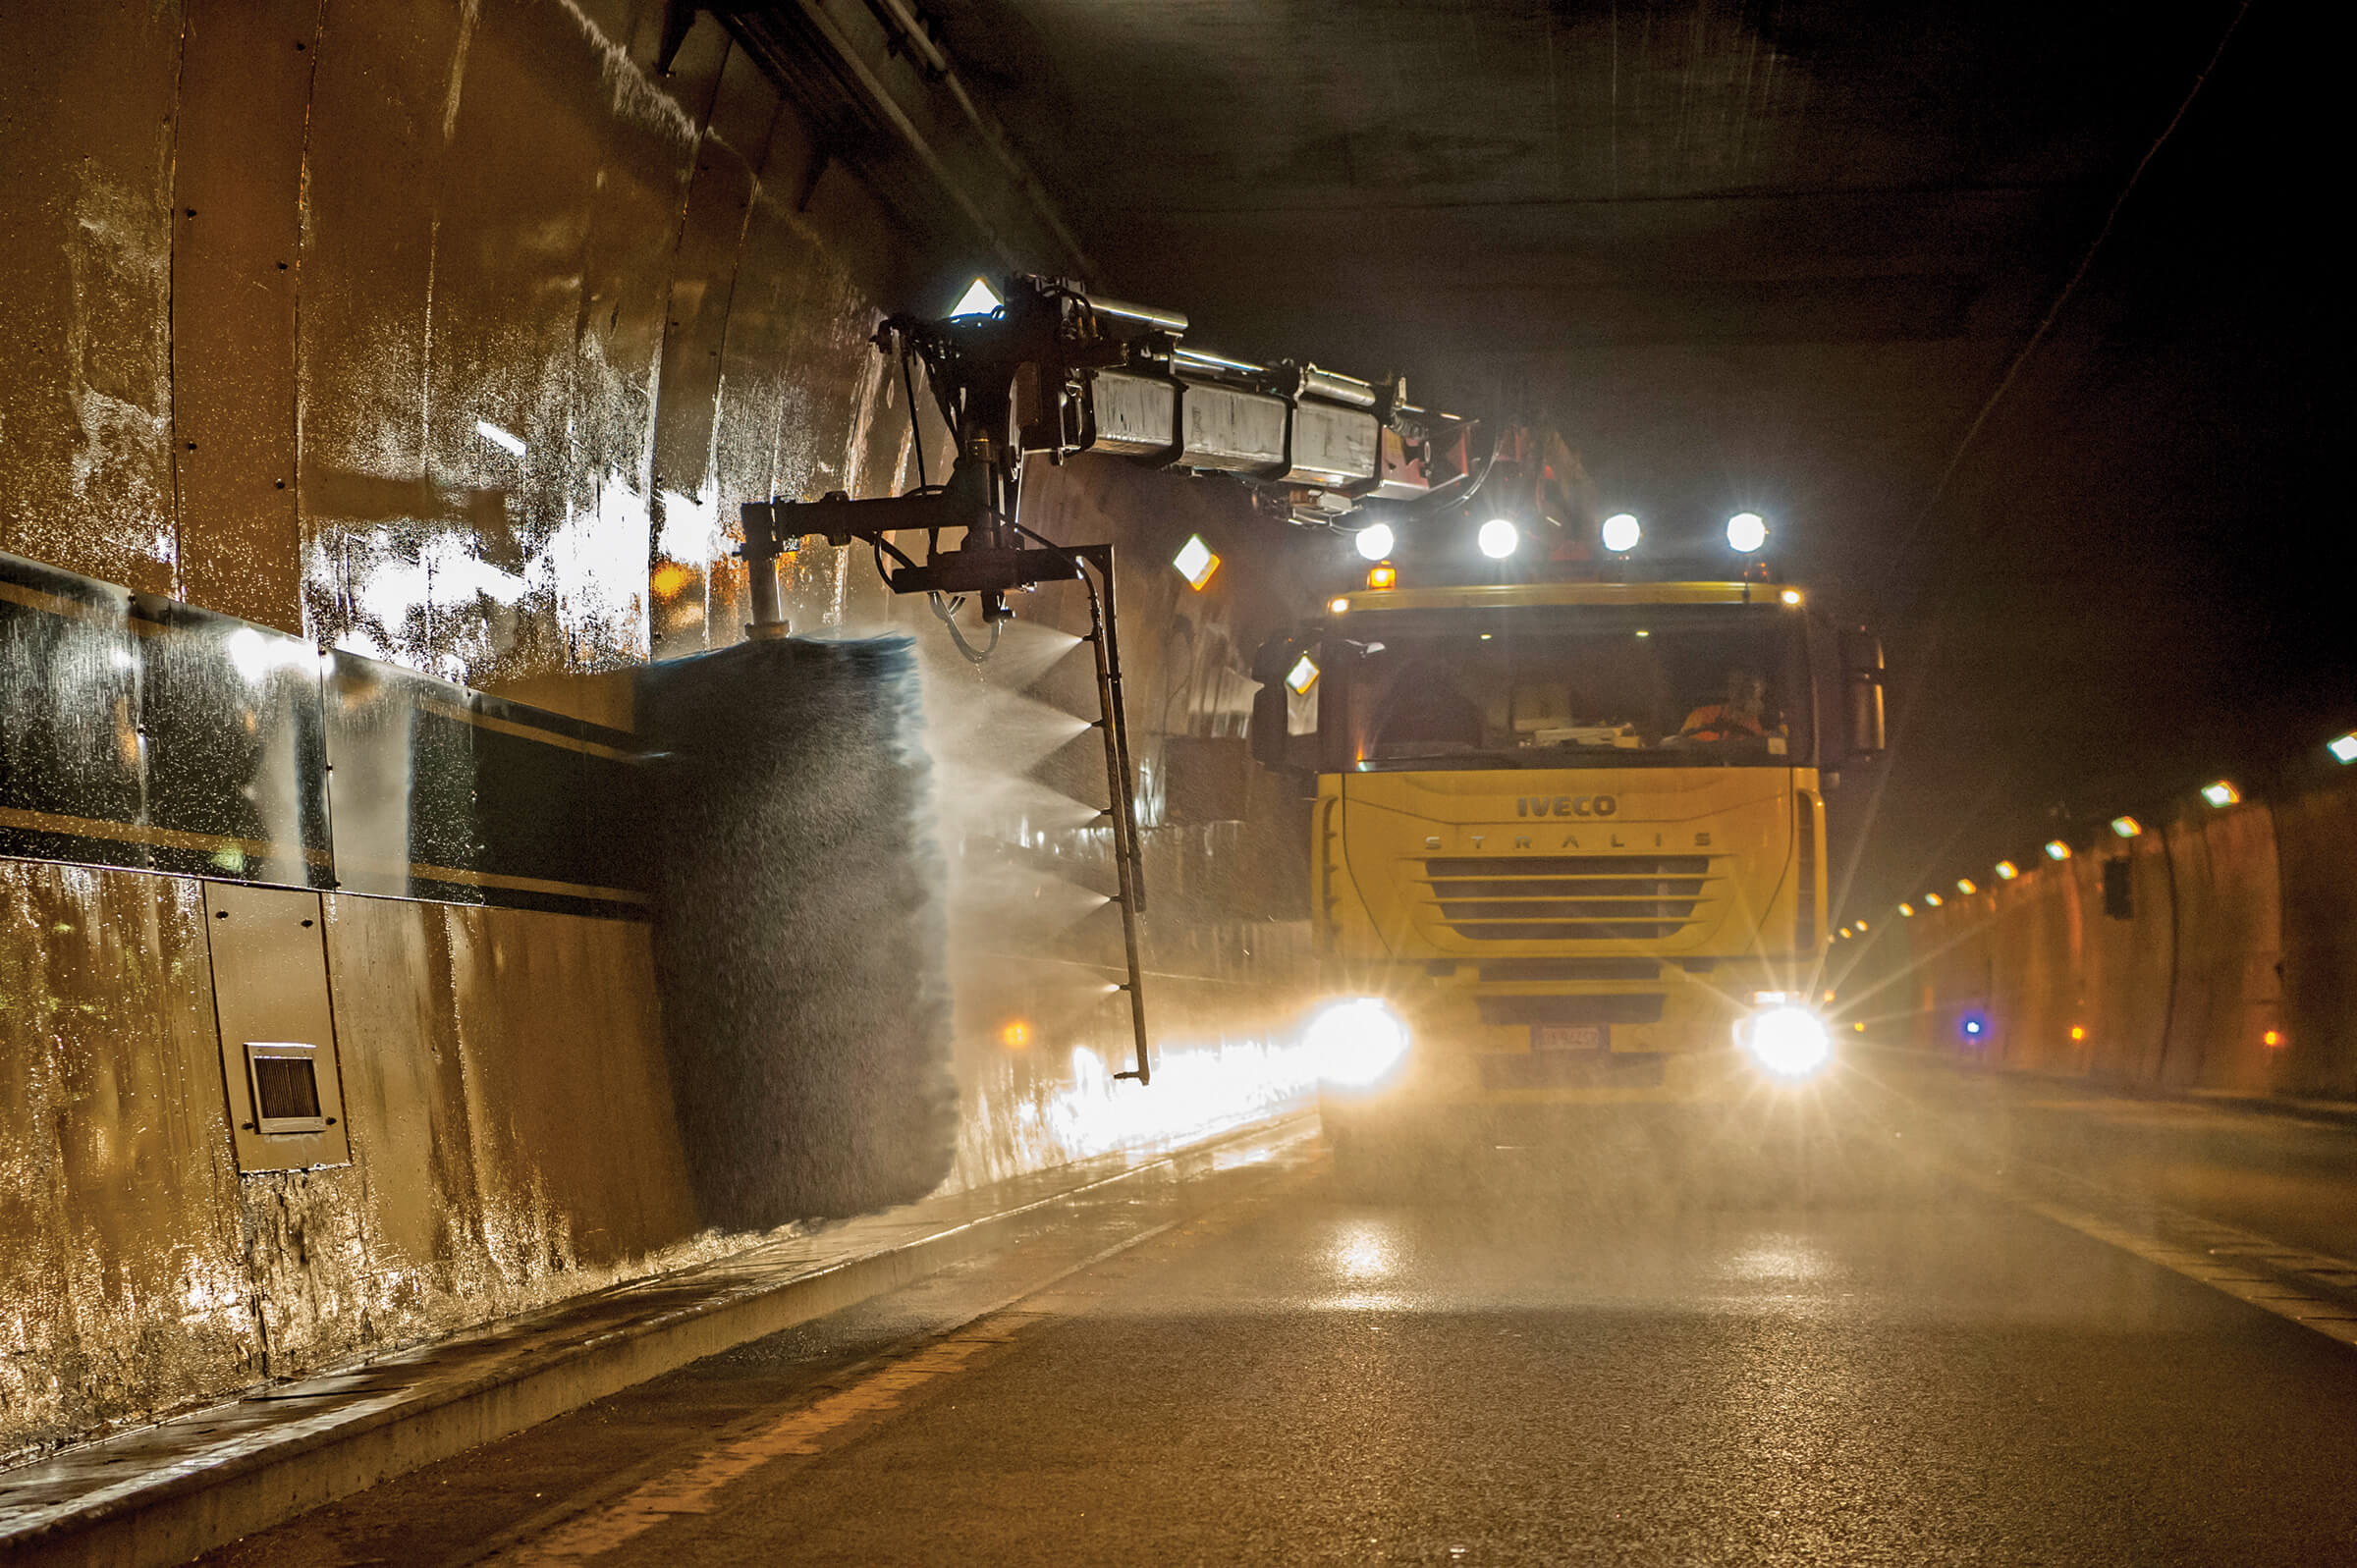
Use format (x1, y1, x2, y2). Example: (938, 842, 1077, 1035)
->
(1840, 629, 1887, 759)
(1248, 632, 1315, 775)
(1248, 681, 1292, 768)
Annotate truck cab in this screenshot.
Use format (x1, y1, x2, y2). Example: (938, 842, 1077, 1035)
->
(1253, 571, 1886, 1162)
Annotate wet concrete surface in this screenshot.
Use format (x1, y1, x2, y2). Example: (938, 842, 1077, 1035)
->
(193, 1055, 2357, 1566)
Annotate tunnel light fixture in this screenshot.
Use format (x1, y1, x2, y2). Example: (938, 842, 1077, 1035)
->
(2110, 816, 2143, 838)
(1285, 654, 1321, 694)
(998, 1019, 1032, 1050)
(473, 418, 527, 458)
(1995, 860, 2019, 880)
(948, 276, 1003, 316)
(1780, 588, 1803, 606)
(1366, 565, 1398, 591)
(1836, 926, 1852, 940)
(1173, 534, 1220, 589)
(1955, 878, 1977, 895)
(1726, 512, 1768, 553)
(2201, 780, 2240, 808)
(1478, 517, 1519, 559)
(2330, 732, 2357, 764)
(1601, 513, 1641, 552)
(1855, 919, 1869, 932)
(1898, 902, 1914, 917)
(1923, 892, 1943, 907)
(2044, 839, 2072, 861)
(1354, 522, 1396, 561)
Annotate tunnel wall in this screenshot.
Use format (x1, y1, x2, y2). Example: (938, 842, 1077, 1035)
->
(1893, 777, 2357, 1098)
(1, 1, 1324, 1463)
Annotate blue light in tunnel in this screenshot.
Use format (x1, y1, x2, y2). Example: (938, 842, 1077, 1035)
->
(1960, 1011, 1988, 1041)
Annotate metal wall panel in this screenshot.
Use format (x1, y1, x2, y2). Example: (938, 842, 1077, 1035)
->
(0, 0, 183, 597)
(0, 861, 254, 1463)
(2, 550, 638, 919)
(170, 0, 321, 631)
(203, 881, 351, 1171)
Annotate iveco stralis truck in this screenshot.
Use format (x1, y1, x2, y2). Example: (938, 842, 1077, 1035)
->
(1251, 550, 1887, 1170)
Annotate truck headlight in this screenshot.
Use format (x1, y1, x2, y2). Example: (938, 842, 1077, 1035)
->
(1736, 1004, 1832, 1078)
(1307, 999, 1410, 1087)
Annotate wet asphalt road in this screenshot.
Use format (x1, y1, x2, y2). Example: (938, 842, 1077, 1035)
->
(202, 1056, 2357, 1566)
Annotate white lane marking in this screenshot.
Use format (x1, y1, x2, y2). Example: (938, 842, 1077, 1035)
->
(492, 1150, 1319, 1565)
(1964, 1168, 2357, 1346)
(503, 1327, 1028, 1564)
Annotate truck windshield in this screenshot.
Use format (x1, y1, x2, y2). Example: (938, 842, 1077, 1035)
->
(1334, 603, 1812, 771)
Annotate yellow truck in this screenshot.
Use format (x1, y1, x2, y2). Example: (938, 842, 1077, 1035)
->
(1251, 562, 1888, 1179)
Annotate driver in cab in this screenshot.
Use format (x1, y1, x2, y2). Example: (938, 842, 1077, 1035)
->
(1674, 667, 1779, 744)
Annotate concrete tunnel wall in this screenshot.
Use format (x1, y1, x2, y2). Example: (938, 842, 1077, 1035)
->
(1894, 772, 2357, 1101)
(0, 2, 1325, 1462)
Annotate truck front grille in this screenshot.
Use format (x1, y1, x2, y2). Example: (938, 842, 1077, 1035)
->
(1419, 855, 1715, 942)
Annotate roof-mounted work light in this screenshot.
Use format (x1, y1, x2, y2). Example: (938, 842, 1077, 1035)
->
(1601, 514, 1641, 553)
(1354, 522, 1396, 561)
(1727, 513, 1769, 553)
(1478, 517, 1519, 559)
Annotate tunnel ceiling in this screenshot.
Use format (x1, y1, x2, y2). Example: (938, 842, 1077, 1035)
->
(875, 0, 2332, 909)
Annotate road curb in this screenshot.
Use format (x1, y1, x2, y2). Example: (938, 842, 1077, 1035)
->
(0, 1115, 1316, 1568)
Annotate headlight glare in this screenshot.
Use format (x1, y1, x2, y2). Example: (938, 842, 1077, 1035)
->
(1737, 1004, 1832, 1078)
(1306, 999, 1411, 1087)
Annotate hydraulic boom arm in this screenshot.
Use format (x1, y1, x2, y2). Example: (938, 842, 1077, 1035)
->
(739, 274, 1473, 1087)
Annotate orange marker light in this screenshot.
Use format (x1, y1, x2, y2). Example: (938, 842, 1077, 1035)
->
(2070, 1025, 2087, 1042)
(651, 562, 694, 598)
(1367, 564, 1398, 590)
(999, 1020, 1032, 1050)
(2264, 1029, 2285, 1049)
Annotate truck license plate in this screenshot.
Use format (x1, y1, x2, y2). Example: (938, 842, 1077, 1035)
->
(1532, 1024, 1604, 1053)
